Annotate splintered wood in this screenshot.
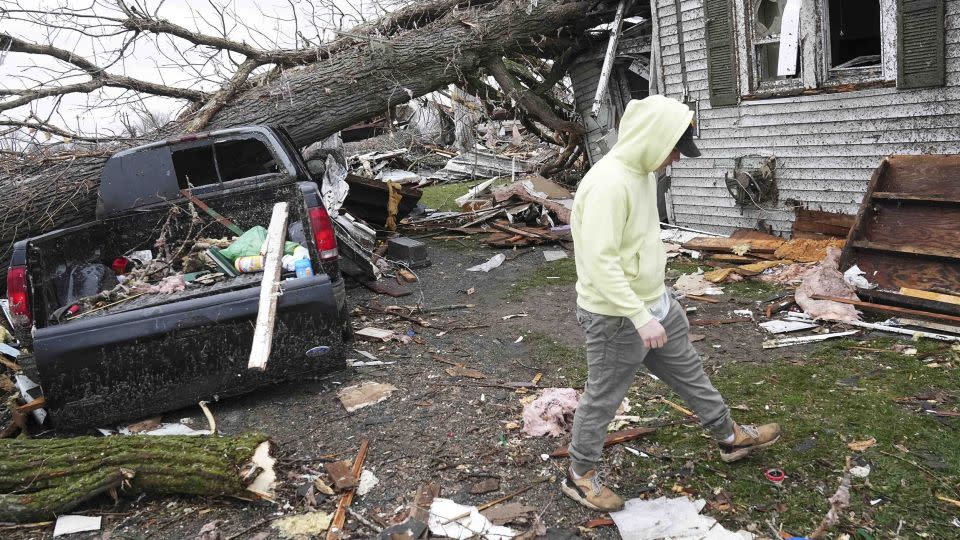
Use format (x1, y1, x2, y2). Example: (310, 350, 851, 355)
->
(248, 202, 288, 371)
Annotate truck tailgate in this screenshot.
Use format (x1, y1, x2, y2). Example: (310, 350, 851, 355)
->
(33, 275, 347, 429)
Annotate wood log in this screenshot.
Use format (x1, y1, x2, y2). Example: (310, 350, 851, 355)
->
(0, 433, 270, 523)
(681, 237, 785, 254)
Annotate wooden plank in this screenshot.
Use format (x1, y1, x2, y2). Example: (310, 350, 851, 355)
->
(839, 157, 888, 271)
(871, 192, 960, 205)
(857, 288, 960, 318)
(899, 287, 960, 306)
(681, 237, 785, 253)
(881, 155, 960, 196)
(851, 240, 960, 263)
(853, 252, 960, 293)
(16, 397, 45, 414)
(247, 202, 288, 371)
(860, 203, 960, 253)
(792, 207, 855, 238)
(551, 427, 657, 458)
(892, 317, 960, 335)
(327, 439, 369, 540)
(810, 294, 960, 324)
(179, 190, 245, 235)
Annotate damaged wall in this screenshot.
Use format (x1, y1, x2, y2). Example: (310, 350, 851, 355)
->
(652, 0, 960, 235)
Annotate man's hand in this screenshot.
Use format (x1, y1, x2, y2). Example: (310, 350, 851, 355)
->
(637, 318, 668, 348)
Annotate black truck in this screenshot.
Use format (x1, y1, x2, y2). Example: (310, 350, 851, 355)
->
(6, 126, 351, 429)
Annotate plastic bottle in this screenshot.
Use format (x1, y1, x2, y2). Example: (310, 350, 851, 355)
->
(234, 255, 264, 273)
(294, 258, 314, 278)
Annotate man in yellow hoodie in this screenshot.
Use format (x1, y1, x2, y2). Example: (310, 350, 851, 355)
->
(562, 95, 781, 512)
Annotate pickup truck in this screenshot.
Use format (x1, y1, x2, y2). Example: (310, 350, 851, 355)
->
(6, 126, 351, 430)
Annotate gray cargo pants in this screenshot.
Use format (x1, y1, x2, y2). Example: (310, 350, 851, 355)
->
(569, 298, 735, 474)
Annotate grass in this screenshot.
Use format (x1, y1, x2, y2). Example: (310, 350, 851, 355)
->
(624, 337, 960, 538)
(667, 256, 713, 276)
(723, 279, 785, 301)
(522, 331, 587, 383)
(418, 178, 511, 211)
(504, 258, 578, 300)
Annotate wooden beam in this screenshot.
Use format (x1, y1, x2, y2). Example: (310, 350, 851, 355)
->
(247, 202, 288, 371)
(850, 240, 960, 263)
(682, 237, 784, 254)
(871, 192, 960, 205)
(810, 294, 960, 325)
(899, 287, 960, 306)
(327, 439, 369, 540)
(839, 157, 889, 270)
(551, 426, 656, 458)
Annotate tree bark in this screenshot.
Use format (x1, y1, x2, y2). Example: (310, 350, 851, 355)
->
(0, 434, 270, 523)
(0, 0, 632, 275)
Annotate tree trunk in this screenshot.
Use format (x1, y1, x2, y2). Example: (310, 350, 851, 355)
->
(0, 0, 632, 275)
(0, 434, 270, 523)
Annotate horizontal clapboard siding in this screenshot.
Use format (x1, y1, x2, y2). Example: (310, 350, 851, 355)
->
(655, 0, 960, 235)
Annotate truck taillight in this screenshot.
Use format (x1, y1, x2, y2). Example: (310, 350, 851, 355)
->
(6, 266, 32, 328)
(308, 206, 338, 261)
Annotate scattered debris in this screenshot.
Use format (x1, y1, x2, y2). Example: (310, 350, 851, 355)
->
(542, 250, 568, 262)
(809, 457, 852, 539)
(272, 512, 333, 540)
(674, 270, 724, 297)
(428, 498, 517, 540)
(762, 331, 858, 349)
(337, 382, 398, 412)
(325, 460, 359, 491)
(467, 253, 507, 272)
(356, 469, 379, 496)
(759, 319, 819, 334)
(847, 437, 877, 452)
(481, 503, 536, 526)
(795, 248, 861, 322)
(609, 496, 755, 539)
(521, 388, 579, 437)
(471, 477, 501, 495)
(53, 515, 102, 537)
(551, 427, 657, 458)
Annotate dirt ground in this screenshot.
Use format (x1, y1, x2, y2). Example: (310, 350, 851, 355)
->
(8, 237, 959, 539)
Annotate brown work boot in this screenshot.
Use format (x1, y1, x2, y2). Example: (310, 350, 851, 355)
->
(560, 469, 625, 512)
(718, 422, 782, 463)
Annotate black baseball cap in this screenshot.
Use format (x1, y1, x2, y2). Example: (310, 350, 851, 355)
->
(674, 123, 701, 158)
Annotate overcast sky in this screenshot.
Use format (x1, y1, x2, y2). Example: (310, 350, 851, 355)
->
(0, 0, 392, 139)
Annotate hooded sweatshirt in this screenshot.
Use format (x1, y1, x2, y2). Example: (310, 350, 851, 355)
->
(571, 95, 694, 329)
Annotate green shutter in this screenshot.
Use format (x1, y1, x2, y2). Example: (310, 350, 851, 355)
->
(897, 0, 945, 89)
(704, 0, 737, 106)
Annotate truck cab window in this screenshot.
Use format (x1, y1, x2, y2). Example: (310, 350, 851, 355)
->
(215, 138, 280, 182)
(172, 146, 219, 189)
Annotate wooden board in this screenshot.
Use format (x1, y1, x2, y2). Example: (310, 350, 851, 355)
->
(792, 207, 855, 239)
(839, 155, 960, 306)
(682, 237, 785, 254)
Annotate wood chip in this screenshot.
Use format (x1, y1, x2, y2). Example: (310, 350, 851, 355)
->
(445, 365, 486, 379)
(481, 503, 536, 525)
(325, 460, 358, 491)
(847, 437, 877, 452)
(470, 478, 500, 495)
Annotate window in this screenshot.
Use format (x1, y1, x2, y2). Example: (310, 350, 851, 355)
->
(172, 136, 281, 190)
(751, 0, 801, 85)
(704, 0, 946, 106)
(824, 0, 882, 73)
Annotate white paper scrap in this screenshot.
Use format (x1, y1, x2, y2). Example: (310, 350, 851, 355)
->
(54, 515, 102, 537)
(467, 253, 506, 272)
(428, 498, 517, 540)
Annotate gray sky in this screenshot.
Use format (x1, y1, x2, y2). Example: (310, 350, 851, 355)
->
(0, 0, 391, 140)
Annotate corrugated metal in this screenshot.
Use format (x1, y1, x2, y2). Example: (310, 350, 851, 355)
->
(654, 0, 960, 236)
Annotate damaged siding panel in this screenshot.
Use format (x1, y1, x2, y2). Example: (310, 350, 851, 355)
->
(656, 0, 960, 235)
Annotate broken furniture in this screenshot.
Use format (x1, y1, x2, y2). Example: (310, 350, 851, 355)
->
(839, 155, 960, 318)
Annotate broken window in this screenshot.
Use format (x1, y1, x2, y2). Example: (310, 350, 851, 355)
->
(825, 0, 882, 70)
(172, 137, 280, 190)
(752, 0, 801, 84)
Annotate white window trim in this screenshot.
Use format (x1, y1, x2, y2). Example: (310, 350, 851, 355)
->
(735, 0, 897, 97)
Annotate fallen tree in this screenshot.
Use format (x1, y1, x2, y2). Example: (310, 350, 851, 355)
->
(0, 0, 638, 275)
(0, 434, 272, 523)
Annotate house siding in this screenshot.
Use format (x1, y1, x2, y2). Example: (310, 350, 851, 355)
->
(654, 0, 960, 235)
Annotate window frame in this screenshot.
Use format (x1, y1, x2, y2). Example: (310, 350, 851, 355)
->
(736, 0, 897, 99)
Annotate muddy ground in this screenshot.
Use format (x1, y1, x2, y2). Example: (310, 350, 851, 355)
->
(5, 237, 923, 539)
